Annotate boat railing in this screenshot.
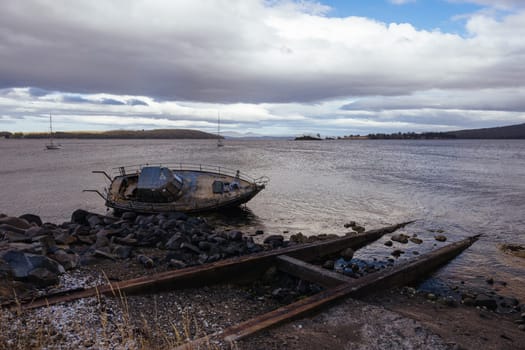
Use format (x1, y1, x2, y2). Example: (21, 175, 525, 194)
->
(111, 163, 268, 185)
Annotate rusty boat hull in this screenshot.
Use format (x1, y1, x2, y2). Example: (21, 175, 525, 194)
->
(90, 164, 268, 214)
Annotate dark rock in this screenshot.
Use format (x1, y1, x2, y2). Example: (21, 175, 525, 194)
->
(38, 235, 58, 254)
(77, 235, 95, 245)
(435, 235, 447, 242)
(121, 212, 137, 221)
(87, 215, 103, 228)
(50, 250, 80, 270)
(24, 226, 44, 238)
(28, 267, 59, 287)
(72, 225, 91, 236)
(344, 221, 356, 228)
(227, 230, 243, 241)
(19, 214, 42, 226)
(54, 231, 78, 245)
(198, 241, 213, 251)
(93, 249, 117, 260)
(352, 225, 365, 233)
(114, 235, 139, 246)
(0, 224, 27, 235)
(180, 242, 202, 255)
(255, 230, 264, 235)
(462, 297, 475, 306)
(289, 232, 308, 244)
(486, 278, 494, 285)
(384, 240, 393, 247)
(391, 249, 404, 258)
(4, 231, 31, 243)
(0, 217, 31, 229)
(340, 247, 354, 261)
(165, 233, 185, 250)
(264, 235, 284, 247)
(95, 235, 110, 249)
(391, 234, 409, 244)
(1, 250, 65, 279)
(137, 255, 154, 268)
(168, 259, 187, 269)
(475, 294, 498, 310)
(410, 237, 423, 244)
(426, 293, 438, 301)
(113, 245, 133, 259)
(71, 209, 90, 225)
(322, 260, 334, 269)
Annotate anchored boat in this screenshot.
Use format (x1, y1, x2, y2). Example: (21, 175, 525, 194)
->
(87, 163, 268, 214)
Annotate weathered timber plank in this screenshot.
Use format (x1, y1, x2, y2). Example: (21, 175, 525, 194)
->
(177, 235, 478, 348)
(16, 222, 411, 310)
(275, 255, 352, 287)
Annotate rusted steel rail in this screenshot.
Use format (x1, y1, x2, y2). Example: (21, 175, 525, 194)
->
(12, 222, 412, 310)
(176, 235, 479, 349)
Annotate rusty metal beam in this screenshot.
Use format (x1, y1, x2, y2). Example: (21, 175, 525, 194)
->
(13, 222, 412, 310)
(275, 255, 352, 288)
(176, 235, 478, 348)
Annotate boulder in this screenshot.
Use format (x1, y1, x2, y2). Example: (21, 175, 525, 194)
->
(410, 237, 423, 244)
(435, 235, 447, 242)
(264, 235, 284, 247)
(121, 212, 137, 221)
(0, 217, 31, 229)
(19, 214, 42, 226)
(0, 224, 27, 235)
(3, 231, 31, 243)
(391, 234, 409, 244)
(340, 247, 354, 261)
(87, 215, 103, 228)
(1, 250, 64, 279)
(28, 267, 59, 287)
(227, 230, 243, 241)
(475, 294, 498, 310)
(352, 225, 365, 233)
(71, 209, 90, 225)
(391, 249, 404, 258)
(50, 250, 80, 270)
(113, 245, 133, 259)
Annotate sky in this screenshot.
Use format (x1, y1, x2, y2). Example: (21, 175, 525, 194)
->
(1, 0, 525, 137)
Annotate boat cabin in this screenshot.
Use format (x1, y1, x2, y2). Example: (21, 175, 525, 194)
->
(136, 166, 183, 203)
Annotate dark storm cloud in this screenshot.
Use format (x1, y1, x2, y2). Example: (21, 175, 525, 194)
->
(62, 95, 90, 103)
(0, 0, 524, 106)
(127, 99, 148, 106)
(341, 89, 525, 112)
(28, 87, 51, 97)
(100, 98, 125, 105)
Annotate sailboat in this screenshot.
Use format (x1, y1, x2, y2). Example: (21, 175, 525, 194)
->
(45, 114, 61, 150)
(217, 111, 224, 147)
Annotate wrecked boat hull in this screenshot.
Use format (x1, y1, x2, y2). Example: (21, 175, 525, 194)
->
(90, 164, 268, 214)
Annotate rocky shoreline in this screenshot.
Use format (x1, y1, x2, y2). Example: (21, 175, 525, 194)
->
(1, 210, 525, 349)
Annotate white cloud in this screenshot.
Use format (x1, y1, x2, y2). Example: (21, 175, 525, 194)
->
(0, 1, 524, 135)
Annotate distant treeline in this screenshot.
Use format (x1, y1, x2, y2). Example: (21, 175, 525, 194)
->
(0, 129, 222, 140)
(366, 132, 456, 140)
(343, 122, 525, 140)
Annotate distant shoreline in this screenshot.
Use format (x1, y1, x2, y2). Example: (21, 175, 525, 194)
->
(1, 122, 525, 140)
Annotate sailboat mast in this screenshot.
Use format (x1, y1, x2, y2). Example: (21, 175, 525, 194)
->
(49, 114, 53, 142)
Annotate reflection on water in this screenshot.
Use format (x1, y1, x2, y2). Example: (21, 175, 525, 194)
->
(0, 138, 524, 300)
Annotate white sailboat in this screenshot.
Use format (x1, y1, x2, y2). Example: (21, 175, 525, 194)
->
(217, 111, 224, 147)
(45, 114, 61, 150)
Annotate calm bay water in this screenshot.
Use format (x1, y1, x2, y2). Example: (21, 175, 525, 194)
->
(1, 138, 524, 299)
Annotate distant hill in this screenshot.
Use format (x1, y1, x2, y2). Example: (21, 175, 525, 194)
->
(443, 123, 525, 139)
(19, 129, 222, 140)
